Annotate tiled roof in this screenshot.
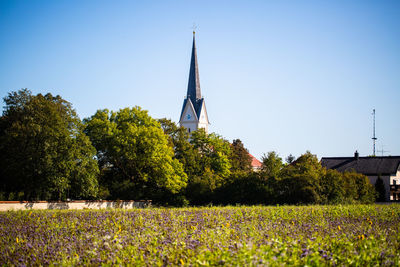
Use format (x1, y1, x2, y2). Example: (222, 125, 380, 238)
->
(321, 156, 400, 175)
(249, 153, 262, 168)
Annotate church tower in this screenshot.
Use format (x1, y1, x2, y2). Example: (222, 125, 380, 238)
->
(179, 32, 209, 133)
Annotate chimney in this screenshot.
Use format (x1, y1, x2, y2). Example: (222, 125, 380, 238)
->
(354, 150, 359, 160)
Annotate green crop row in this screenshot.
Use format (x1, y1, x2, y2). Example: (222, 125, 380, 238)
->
(1, 205, 399, 266)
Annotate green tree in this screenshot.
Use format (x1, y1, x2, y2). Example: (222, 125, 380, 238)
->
(229, 139, 252, 173)
(158, 118, 200, 178)
(184, 129, 231, 205)
(320, 169, 345, 204)
(261, 151, 284, 179)
(214, 172, 269, 205)
(190, 129, 231, 180)
(278, 152, 323, 204)
(84, 107, 187, 201)
(343, 171, 376, 203)
(285, 154, 296, 164)
(375, 176, 386, 202)
(0, 89, 99, 200)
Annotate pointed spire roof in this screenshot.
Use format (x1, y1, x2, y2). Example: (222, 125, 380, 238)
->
(186, 32, 201, 103)
(180, 32, 209, 124)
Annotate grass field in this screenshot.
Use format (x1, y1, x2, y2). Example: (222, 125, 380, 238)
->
(1, 205, 399, 266)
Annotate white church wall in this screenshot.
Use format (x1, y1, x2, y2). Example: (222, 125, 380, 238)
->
(197, 122, 208, 132)
(180, 102, 196, 123)
(198, 104, 208, 124)
(181, 121, 199, 133)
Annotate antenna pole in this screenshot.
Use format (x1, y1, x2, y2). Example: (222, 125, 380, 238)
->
(377, 145, 389, 156)
(372, 109, 377, 156)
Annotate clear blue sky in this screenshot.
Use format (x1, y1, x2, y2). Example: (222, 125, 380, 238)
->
(1, 0, 399, 160)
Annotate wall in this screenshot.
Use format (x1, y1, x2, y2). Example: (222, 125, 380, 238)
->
(390, 170, 400, 201)
(368, 169, 400, 201)
(390, 170, 400, 186)
(181, 121, 199, 133)
(0, 200, 151, 211)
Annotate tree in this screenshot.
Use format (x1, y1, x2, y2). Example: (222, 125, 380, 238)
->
(285, 154, 296, 164)
(84, 107, 187, 200)
(0, 89, 99, 200)
(229, 139, 252, 173)
(184, 129, 231, 205)
(375, 176, 386, 202)
(214, 172, 269, 205)
(158, 118, 200, 178)
(320, 169, 345, 204)
(261, 151, 284, 179)
(190, 129, 231, 180)
(277, 152, 323, 204)
(343, 171, 376, 203)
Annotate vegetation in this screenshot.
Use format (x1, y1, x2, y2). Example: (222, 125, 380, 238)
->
(229, 139, 253, 173)
(375, 176, 386, 202)
(83, 108, 187, 202)
(0, 89, 98, 201)
(1, 205, 399, 266)
(0, 89, 377, 205)
(215, 151, 376, 206)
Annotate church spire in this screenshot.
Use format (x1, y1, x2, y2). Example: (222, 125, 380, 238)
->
(186, 32, 201, 103)
(179, 32, 209, 134)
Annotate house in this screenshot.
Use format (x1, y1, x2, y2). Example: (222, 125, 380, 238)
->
(321, 151, 400, 201)
(249, 153, 262, 171)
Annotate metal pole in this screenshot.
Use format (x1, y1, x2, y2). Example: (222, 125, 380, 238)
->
(372, 109, 377, 156)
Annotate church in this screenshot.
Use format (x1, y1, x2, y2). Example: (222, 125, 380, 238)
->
(178, 32, 262, 170)
(179, 32, 209, 134)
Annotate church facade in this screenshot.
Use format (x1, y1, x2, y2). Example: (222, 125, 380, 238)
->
(179, 32, 209, 133)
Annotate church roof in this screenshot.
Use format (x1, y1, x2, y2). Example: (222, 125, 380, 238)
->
(187, 33, 201, 102)
(321, 156, 400, 176)
(180, 33, 205, 120)
(180, 97, 204, 120)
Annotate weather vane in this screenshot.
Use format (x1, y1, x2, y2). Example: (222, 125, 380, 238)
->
(192, 23, 197, 35)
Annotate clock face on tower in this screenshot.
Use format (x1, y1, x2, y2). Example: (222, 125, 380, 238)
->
(186, 114, 191, 120)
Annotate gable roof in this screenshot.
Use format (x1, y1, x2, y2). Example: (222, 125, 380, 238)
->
(179, 97, 199, 122)
(321, 156, 400, 176)
(249, 153, 262, 168)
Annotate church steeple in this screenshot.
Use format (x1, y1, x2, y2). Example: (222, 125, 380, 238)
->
(187, 32, 202, 104)
(179, 32, 209, 134)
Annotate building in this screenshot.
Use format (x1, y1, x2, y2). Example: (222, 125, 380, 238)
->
(249, 153, 262, 171)
(321, 151, 400, 201)
(178, 33, 263, 170)
(179, 32, 209, 134)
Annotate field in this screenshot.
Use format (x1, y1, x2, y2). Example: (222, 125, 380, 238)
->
(1, 205, 400, 266)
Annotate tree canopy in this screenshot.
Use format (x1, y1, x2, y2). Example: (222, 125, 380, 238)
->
(229, 139, 252, 173)
(0, 89, 379, 205)
(0, 89, 99, 200)
(84, 108, 187, 200)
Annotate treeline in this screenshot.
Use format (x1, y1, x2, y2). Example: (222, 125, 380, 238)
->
(0, 89, 376, 205)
